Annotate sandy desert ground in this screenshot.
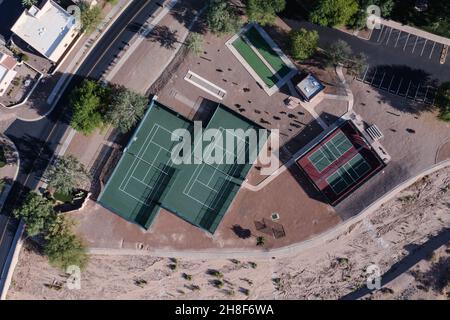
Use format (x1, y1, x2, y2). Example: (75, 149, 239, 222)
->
(7, 167, 450, 300)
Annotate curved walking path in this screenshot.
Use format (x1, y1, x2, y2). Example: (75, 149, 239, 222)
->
(90, 158, 450, 260)
(242, 65, 354, 192)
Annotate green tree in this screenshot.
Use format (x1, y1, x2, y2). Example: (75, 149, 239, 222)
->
(206, 0, 242, 35)
(348, 0, 395, 30)
(105, 87, 148, 133)
(246, 0, 286, 26)
(13, 192, 55, 237)
(436, 83, 450, 122)
(21, 0, 37, 8)
(326, 39, 353, 66)
(44, 216, 88, 270)
(289, 28, 319, 60)
(347, 53, 367, 77)
(80, 1, 102, 33)
(44, 155, 90, 196)
(186, 32, 203, 56)
(310, 0, 359, 27)
(70, 80, 104, 135)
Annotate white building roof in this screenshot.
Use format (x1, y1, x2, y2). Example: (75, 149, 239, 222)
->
(11, 0, 79, 62)
(0, 52, 17, 96)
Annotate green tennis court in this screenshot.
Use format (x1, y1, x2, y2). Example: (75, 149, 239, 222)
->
(98, 100, 262, 233)
(326, 154, 372, 195)
(308, 132, 354, 172)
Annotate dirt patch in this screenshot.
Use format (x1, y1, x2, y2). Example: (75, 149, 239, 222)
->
(7, 167, 450, 300)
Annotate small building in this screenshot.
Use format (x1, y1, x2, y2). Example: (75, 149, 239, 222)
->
(0, 52, 17, 96)
(10, 0, 79, 62)
(295, 73, 325, 102)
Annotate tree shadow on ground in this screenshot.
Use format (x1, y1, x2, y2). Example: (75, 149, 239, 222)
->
(12, 134, 54, 175)
(409, 255, 450, 294)
(231, 224, 252, 239)
(358, 65, 440, 115)
(146, 25, 179, 50)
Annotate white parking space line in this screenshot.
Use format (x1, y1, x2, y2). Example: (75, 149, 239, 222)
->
(386, 28, 393, 44)
(403, 34, 410, 51)
(420, 39, 428, 56)
(414, 83, 421, 100)
(412, 36, 419, 53)
(395, 31, 402, 47)
(429, 42, 436, 59)
(396, 78, 403, 95)
(377, 25, 385, 42)
(388, 76, 395, 91)
(361, 65, 370, 81)
(370, 69, 378, 85)
(404, 80, 412, 98)
(424, 86, 430, 100)
(379, 72, 386, 88)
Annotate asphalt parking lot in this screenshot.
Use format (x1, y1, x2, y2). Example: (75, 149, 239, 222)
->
(369, 25, 446, 65)
(357, 65, 438, 105)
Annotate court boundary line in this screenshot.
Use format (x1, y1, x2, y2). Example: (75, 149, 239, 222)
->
(326, 153, 372, 195)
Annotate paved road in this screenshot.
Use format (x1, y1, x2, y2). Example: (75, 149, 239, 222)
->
(0, 0, 162, 284)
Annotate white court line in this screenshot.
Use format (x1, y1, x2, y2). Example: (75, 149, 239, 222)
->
(119, 125, 159, 191)
(182, 126, 251, 209)
(120, 123, 179, 194)
(429, 42, 436, 59)
(420, 39, 428, 56)
(196, 179, 219, 193)
(142, 148, 162, 182)
(122, 125, 165, 190)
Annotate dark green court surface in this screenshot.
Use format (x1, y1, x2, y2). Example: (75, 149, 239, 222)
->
(326, 154, 372, 195)
(308, 132, 353, 173)
(98, 100, 263, 233)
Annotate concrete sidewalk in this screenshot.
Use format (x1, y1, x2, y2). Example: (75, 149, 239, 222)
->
(380, 18, 450, 46)
(108, 0, 204, 93)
